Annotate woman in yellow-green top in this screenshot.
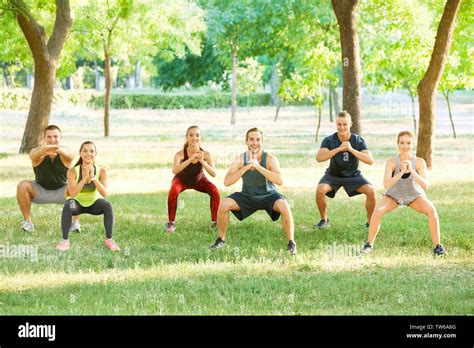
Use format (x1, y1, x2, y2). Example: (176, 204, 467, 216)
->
(56, 141, 119, 252)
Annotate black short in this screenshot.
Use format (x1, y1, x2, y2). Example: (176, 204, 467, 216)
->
(318, 172, 371, 198)
(227, 191, 286, 221)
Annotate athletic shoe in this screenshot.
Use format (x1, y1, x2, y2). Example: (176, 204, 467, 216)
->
(287, 240, 297, 255)
(56, 239, 70, 251)
(69, 220, 81, 233)
(21, 220, 34, 232)
(165, 221, 176, 233)
(105, 239, 120, 252)
(210, 221, 218, 230)
(361, 242, 373, 254)
(315, 219, 330, 229)
(210, 237, 226, 250)
(433, 244, 447, 256)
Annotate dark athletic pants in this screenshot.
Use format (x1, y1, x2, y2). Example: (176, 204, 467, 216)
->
(61, 198, 114, 239)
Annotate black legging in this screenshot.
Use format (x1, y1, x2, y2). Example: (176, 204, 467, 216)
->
(61, 198, 114, 239)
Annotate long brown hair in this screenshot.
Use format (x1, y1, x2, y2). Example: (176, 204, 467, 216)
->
(397, 130, 414, 143)
(183, 125, 201, 152)
(74, 141, 97, 167)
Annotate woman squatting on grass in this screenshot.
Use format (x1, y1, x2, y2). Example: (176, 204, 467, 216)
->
(165, 125, 220, 232)
(56, 141, 119, 252)
(362, 131, 446, 256)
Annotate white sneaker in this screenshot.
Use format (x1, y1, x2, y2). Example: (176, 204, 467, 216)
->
(69, 220, 81, 233)
(21, 220, 34, 232)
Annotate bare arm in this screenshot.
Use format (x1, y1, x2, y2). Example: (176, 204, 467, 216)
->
(383, 158, 405, 190)
(172, 151, 190, 175)
(224, 155, 252, 187)
(316, 147, 342, 162)
(346, 145, 374, 165)
(252, 154, 284, 186)
(67, 167, 86, 198)
(29, 145, 59, 166)
(56, 146, 75, 166)
(409, 158, 429, 190)
(199, 151, 216, 177)
(91, 168, 109, 197)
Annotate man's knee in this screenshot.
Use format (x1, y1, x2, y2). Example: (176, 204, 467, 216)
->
(275, 199, 291, 215)
(316, 184, 330, 196)
(364, 185, 376, 199)
(17, 180, 35, 198)
(218, 199, 233, 213)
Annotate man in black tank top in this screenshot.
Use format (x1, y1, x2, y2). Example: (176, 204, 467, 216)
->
(16, 125, 80, 232)
(315, 112, 376, 229)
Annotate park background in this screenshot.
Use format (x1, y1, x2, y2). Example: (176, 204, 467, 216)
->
(0, 0, 472, 315)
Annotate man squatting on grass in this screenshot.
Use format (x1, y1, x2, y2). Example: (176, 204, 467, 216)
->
(315, 111, 376, 229)
(16, 125, 80, 232)
(210, 127, 297, 255)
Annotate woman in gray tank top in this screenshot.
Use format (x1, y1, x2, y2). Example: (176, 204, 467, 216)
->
(362, 131, 446, 256)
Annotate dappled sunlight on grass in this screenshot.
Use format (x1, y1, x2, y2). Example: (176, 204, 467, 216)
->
(1, 253, 469, 292)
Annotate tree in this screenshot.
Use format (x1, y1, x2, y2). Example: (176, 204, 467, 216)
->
(237, 57, 265, 111)
(76, 0, 204, 136)
(439, 0, 473, 139)
(204, 0, 256, 124)
(154, 38, 225, 91)
(280, 43, 338, 142)
(417, 0, 462, 169)
(361, 0, 435, 135)
(331, 0, 362, 134)
(2, 0, 72, 153)
(0, 9, 31, 87)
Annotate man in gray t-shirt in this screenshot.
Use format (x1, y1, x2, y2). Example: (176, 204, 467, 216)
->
(315, 111, 376, 229)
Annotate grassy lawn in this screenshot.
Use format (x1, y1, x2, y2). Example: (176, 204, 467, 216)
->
(0, 98, 473, 315)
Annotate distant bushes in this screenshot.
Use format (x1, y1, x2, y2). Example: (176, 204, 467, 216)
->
(0, 89, 99, 110)
(1, 88, 313, 110)
(88, 92, 274, 109)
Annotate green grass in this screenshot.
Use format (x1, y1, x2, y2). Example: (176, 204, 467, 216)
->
(0, 185, 473, 315)
(0, 102, 473, 315)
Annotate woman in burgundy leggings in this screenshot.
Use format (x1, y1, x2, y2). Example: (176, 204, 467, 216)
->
(165, 126, 220, 232)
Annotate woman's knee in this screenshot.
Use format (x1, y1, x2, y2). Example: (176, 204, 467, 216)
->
(102, 200, 113, 212)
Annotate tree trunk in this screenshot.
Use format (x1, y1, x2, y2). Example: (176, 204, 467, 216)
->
(443, 90, 457, 139)
(104, 50, 112, 137)
(408, 88, 417, 135)
(94, 59, 101, 90)
(273, 98, 282, 122)
(230, 47, 237, 125)
(1, 62, 13, 87)
(417, 0, 461, 169)
(328, 85, 333, 122)
(331, 86, 340, 116)
(331, 0, 362, 134)
(16, 0, 72, 153)
(270, 63, 280, 106)
(135, 60, 142, 88)
(315, 106, 322, 143)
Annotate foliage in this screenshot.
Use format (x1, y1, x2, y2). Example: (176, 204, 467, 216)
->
(154, 39, 225, 91)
